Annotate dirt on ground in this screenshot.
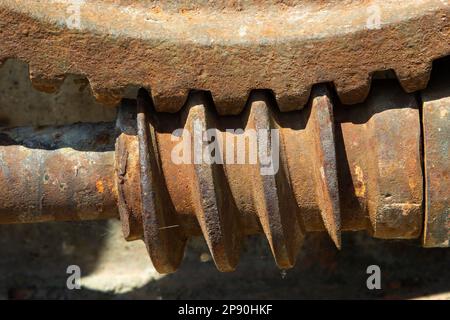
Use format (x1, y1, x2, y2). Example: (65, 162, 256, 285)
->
(0, 220, 449, 300)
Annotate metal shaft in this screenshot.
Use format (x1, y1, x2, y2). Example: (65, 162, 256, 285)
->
(0, 123, 118, 223)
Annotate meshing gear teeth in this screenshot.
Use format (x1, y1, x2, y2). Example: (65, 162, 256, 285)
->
(114, 82, 424, 273)
(1, 74, 448, 273)
(0, 1, 448, 273)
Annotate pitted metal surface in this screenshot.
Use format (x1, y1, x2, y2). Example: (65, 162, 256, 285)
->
(0, 0, 449, 114)
(0, 76, 448, 273)
(422, 70, 450, 248)
(0, 1, 448, 274)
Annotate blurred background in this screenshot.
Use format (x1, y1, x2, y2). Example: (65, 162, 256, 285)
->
(0, 59, 448, 300)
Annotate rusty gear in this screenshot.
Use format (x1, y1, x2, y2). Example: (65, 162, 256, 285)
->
(1, 76, 448, 273)
(0, 0, 448, 273)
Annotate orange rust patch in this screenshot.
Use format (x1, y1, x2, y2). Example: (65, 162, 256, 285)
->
(96, 180, 105, 193)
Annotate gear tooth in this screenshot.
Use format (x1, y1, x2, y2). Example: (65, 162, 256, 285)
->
(212, 88, 249, 116)
(275, 86, 311, 112)
(152, 88, 189, 113)
(395, 62, 432, 93)
(334, 74, 372, 105)
(136, 89, 187, 274)
(246, 91, 304, 269)
(184, 91, 243, 272)
(309, 85, 342, 249)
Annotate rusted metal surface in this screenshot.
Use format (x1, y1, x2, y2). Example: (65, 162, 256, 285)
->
(137, 90, 188, 273)
(115, 100, 144, 241)
(0, 122, 118, 224)
(0, 0, 449, 114)
(421, 75, 450, 248)
(336, 81, 423, 239)
(112, 82, 424, 272)
(0, 78, 447, 273)
(309, 86, 341, 248)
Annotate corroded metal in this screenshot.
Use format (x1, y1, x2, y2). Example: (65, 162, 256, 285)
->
(0, 0, 449, 114)
(0, 122, 118, 224)
(137, 90, 188, 273)
(115, 82, 425, 273)
(336, 81, 423, 239)
(0, 79, 448, 273)
(115, 100, 144, 241)
(309, 86, 341, 248)
(421, 75, 450, 248)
